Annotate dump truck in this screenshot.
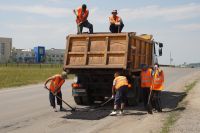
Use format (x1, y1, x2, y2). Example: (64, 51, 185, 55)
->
(63, 32, 163, 105)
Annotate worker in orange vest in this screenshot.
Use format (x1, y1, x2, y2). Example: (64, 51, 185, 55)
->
(140, 64, 153, 110)
(109, 10, 124, 33)
(44, 72, 67, 112)
(73, 4, 93, 34)
(150, 63, 164, 112)
(110, 72, 128, 116)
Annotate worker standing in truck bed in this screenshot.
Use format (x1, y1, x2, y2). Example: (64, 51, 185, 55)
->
(73, 4, 93, 34)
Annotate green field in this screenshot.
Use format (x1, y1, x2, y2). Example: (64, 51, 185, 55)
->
(0, 64, 72, 89)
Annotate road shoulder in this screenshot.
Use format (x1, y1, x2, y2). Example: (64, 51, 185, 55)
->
(170, 80, 200, 133)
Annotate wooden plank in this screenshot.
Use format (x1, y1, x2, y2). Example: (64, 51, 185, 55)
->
(84, 37, 90, 65)
(123, 33, 129, 69)
(88, 52, 104, 54)
(64, 65, 124, 69)
(108, 54, 124, 65)
(135, 39, 140, 68)
(104, 37, 109, 65)
(141, 41, 145, 64)
(64, 36, 70, 66)
(107, 51, 125, 54)
(145, 42, 150, 65)
(68, 32, 136, 38)
(69, 51, 125, 55)
(68, 52, 85, 55)
(70, 41, 86, 52)
(88, 54, 104, 65)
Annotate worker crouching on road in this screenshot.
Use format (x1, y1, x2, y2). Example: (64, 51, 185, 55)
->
(44, 72, 67, 112)
(110, 72, 128, 116)
(150, 63, 164, 112)
(109, 10, 124, 33)
(140, 64, 153, 110)
(73, 4, 93, 34)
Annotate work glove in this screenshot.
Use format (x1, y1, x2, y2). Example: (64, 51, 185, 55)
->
(111, 95, 115, 99)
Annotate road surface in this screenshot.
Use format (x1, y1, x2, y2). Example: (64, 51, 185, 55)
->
(0, 67, 199, 133)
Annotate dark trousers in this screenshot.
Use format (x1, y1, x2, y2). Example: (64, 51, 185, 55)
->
(142, 87, 150, 107)
(151, 90, 162, 111)
(109, 23, 124, 33)
(114, 85, 128, 105)
(77, 20, 93, 34)
(49, 91, 62, 108)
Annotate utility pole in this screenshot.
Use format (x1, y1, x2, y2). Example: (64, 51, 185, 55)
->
(170, 52, 173, 65)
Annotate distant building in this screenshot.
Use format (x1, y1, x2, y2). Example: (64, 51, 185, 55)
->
(188, 63, 200, 68)
(12, 49, 34, 63)
(34, 46, 45, 63)
(45, 48, 65, 64)
(0, 37, 12, 63)
(11, 47, 65, 64)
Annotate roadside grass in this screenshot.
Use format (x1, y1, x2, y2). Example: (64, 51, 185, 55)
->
(0, 65, 74, 89)
(160, 80, 198, 133)
(185, 81, 197, 93)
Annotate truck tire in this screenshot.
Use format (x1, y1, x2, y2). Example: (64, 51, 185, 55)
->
(127, 77, 140, 106)
(74, 96, 82, 105)
(81, 96, 91, 105)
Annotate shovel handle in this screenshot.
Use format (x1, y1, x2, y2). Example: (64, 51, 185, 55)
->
(44, 87, 76, 111)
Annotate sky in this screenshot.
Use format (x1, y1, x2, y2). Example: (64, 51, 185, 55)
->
(0, 0, 200, 65)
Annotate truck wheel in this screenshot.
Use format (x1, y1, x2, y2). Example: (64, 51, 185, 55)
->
(74, 96, 82, 105)
(127, 77, 140, 106)
(81, 96, 90, 105)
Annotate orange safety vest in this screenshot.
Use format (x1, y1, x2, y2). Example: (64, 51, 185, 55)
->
(152, 69, 164, 91)
(50, 75, 65, 93)
(76, 7, 89, 24)
(113, 76, 128, 90)
(141, 68, 152, 88)
(109, 15, 121, 24)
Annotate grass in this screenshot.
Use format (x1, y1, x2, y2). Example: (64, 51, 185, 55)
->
(160, 80, 198, 133)
(161, 111, 179, 133)
(185, 81, 197, 93)
(0, 64, 74, 89)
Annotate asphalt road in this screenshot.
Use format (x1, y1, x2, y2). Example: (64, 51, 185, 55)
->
(0, 67, 199, 133)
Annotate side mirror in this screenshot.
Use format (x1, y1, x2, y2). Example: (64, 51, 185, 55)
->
(159, 43, 163, 56)
(159, 48, 162, 56)
(159, 43, 163, 48)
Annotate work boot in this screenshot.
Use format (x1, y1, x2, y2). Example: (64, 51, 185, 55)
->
(53, 107, 57, 112)
(148, 109, 153, 114)
(60, 106, 65, 111)
(119, 110, 124, 115)
(110, 111, 117, 116)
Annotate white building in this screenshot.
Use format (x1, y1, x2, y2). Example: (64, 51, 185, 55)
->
(0, 37, 12, 63)
(45, 48, 65, 64)
(12, 49, 34, 63)
(11, 48, 65, 64)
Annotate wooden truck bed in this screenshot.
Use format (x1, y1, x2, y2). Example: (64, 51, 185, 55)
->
(64, 32, 153, 71)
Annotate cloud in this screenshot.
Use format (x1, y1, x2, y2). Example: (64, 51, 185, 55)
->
(0, 4, 71, 17)
(175, 23, 200, 31)
(118, 3, 200, 22)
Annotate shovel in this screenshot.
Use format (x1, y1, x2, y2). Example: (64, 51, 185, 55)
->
(44, 87, 76, 111)
(147, 74, 155, 114)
